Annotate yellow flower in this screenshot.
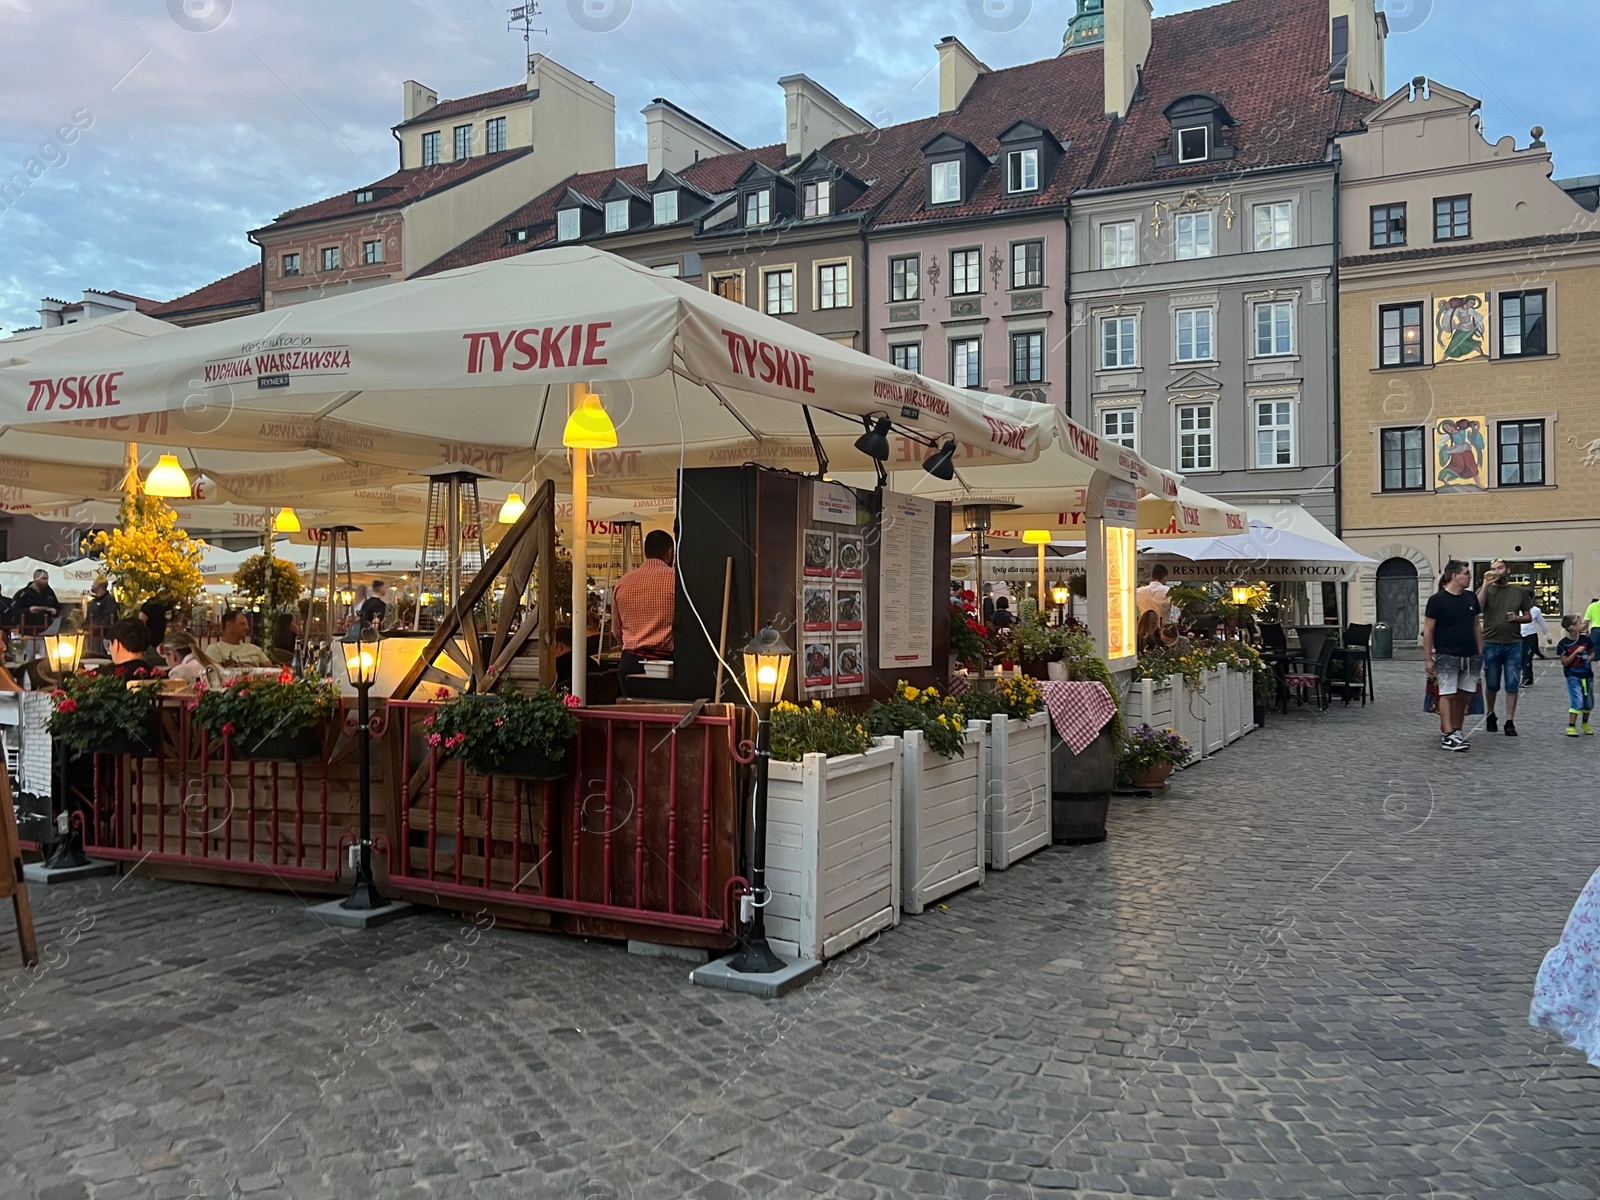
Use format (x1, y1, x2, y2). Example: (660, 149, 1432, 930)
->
(812, 700, 823, 710)
(902, 685, 920, 701)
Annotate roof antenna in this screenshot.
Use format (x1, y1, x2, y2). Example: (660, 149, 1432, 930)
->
(507, 4, 547, 57)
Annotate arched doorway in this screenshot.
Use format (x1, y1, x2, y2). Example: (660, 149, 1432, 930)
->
(1376, 557, 1420, 641)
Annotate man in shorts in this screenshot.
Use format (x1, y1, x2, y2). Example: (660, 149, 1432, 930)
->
(1478, 558, 1534, 735)
(1424, 559, 1482, 751)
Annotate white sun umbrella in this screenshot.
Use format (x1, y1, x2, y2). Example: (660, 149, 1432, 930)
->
(1142, 520, 1377, 582)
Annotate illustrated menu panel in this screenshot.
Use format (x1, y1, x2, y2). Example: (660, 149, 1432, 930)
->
(878, 491, 935, 670)
(797, 483, 870, 697)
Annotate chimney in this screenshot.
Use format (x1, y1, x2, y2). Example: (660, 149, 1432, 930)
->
(1102, 0, 1152, 119)
(778, 75, 875, 159)
(402, 80, 437, 122)
(935, 37, 989, 116)
(1327, 0, 1387, 98)
(641, 99, 745, 179)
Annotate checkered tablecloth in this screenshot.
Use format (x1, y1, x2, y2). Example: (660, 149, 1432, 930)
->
(1041, 680, 1118, 754)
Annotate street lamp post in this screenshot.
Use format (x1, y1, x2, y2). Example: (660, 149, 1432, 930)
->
(729, 624, 792, 975)
(42, 630, 85, 870)
(340, 627, 387, 911)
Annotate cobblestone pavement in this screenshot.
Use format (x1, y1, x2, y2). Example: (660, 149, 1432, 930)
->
(2, 659, 1598, 1199)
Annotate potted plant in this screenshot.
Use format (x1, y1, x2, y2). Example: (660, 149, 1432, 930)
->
(1009, 618, 1063, 680)
(1117, 724, 1194, 790)
(947, 590, 987, 673)
(1044, 627, 1123, 845)
(81, 490, 205, 612)
(234, 553, 303, 613)
(47, 672, 163, 757)
(961, 675, 1051, 869)
(426, 686, 582, 779)
(1253, 665, 1278, 727)
(195, 669, 338, 760)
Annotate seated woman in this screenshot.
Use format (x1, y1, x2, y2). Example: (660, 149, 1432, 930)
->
(1136, 609, 1162, 653)
(1159, 623, 1193, 655)
(163, 632, 224, 687)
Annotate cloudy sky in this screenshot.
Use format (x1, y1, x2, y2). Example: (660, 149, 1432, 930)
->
(0, 0, 1592, 333)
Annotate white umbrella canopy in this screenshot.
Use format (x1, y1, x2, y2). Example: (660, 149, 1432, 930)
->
(0, 247, 1093, 492)
(1142, 520, 1377, 582)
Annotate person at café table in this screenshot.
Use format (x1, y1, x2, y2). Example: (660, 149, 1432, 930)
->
(14, 569, 60, 656)
(100, 619, 161, 679)
(611, 530, 675, 696)
(203, 608, 274, 668)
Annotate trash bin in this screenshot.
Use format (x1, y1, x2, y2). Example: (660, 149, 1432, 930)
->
(1372, 622, 1393, 659)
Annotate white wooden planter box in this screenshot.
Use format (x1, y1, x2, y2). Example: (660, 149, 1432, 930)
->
(1123, 675, 1178, 730)
(984, 712, 1052, 870)
(900, 726, 985, 915)
(1171, 678, 1205, 765)
(766, 738, 901, 962)
(1230, 667, 1256, 738)
(1218, 668, 1244, 744)
(1200, 669, 1226, 754)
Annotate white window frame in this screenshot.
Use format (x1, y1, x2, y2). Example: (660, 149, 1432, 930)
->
(1175, 212, 1214, 260)
(321, 245, 340, 271)
(1174, 307, 1214, 363)
(1010, 240, 1044, 290)
(1176, 125, 1209, 164)
(653, 190, 678, 226)
(1010, 330, 1044, 385)
(930, 160, 962, 205)
(745, 189, 772, 226)
(421, 130, 441, 167)
(1253, 201, 1293, 251)
(486, 116, 507, 154)
(950, 248, 982, 296)
(888, 254, 920, 302)
(950, 337, 982, 389)
(361, 239, 383, 265)
(605, 198, 630, 234)
(1100, 220, 1137, 269)
(1007, 147, 1039, 194)
(1253, 398, 1296, 468)
(556, 208, 580, 242)
(802, 179, 832, 218)
(453, 123, 473, 161)
(1254, 300, 1296, 357)
(1176, 403, 1216, 472)
(888, 342, 921, 374)
(1099, 314, 1138, 370)
(1100, 407, 1138, 452)
(815, 259, 850, 310)
(762, 266, 796, 315)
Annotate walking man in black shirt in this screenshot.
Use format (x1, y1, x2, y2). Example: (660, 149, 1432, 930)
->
(1423, 559, 1483, 751)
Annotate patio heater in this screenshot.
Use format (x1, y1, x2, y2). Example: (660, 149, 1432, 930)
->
(414, 464, 491, 633)
(960, 502, 1019, 674)
(729, 623, 793, 975)
(299, 525, 361, 672)
(339, 626, 388, 912)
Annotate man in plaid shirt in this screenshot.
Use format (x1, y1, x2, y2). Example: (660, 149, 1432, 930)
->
(612, 530, 676, 696)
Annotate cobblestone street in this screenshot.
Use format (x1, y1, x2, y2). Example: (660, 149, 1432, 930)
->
(2, 658, 1597, 1199)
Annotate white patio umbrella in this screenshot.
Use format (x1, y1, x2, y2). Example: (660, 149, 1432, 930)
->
(1141, 520, 1377, 582)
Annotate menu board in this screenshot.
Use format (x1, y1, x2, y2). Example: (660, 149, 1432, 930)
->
(878, 491, 935, 670)
(1104, 524, 1137, 663)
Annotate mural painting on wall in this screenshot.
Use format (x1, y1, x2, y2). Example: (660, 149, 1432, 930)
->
(1435, 294, 1488, 362)
(1436, 417, 1487, 493)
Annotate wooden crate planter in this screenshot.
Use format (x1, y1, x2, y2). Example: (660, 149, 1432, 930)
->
(900, 726, 985, 915)
(1122, 675, 1178, 730)
(1200, 669, 1226, 754)
(1230, 668, 1256, 738)
(1171, 678, 1205, 765)
(1217, 668, 1244, 745)
(766, 739, 901, 962)
(983, 713, 1051, 870)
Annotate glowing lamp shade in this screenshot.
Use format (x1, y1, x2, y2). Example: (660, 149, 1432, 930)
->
(742, 624, 793, 709)
(337, 587, 355, 605)
(1231, 583, 1253, 606)
(1022, 529, 1052, 546)
(341, 628, 381, 688)
(44, 630, 84, 674)
(144, 454, 192, 498)
(497, 492, 527, 524)
(563, 392, 618, 449)
(1051, 583, 1070, 606)
(273, 507, 302, 533)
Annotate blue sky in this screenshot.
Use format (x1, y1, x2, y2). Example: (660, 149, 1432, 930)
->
(0, 0, 1592, 334)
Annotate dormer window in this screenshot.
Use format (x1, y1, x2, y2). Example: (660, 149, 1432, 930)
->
(653, 190, 678, 225)
(995, 119, 1064, 199)
(1159, 95, 1236, 170)
(745, 189, 772, 225)
(605, 199, 630, 234)
(803, 180, 831, 218)
(930, 161, 961, 205)
(354, 189, 374, 204)
(505, 227, 532, 245)
(1007, 148, 1039, 193)
(1176, 126, 1209, 164)
(557, 209, 580, 242)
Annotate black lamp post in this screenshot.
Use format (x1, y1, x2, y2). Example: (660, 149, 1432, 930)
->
(340, 626, 388, 911)
(42, 630, 86, 869)
(729, 624, 792, 974)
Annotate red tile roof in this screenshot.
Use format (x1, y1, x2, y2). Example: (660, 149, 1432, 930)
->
(416, 144, 790, 276)
(149, 264, 261, 318)
(100, 290, 163, 313)
(255, 148, 532, 233)
(394, 83, 526, 129)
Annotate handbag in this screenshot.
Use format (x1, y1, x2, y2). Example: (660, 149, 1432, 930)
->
(1423, 678, 1485, 715)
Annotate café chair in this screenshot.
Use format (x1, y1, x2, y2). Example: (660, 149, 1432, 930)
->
(1341, 623, 1375, 702)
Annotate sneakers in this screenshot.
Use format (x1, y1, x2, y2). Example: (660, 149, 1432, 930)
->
(1486, 712, 1499, 733)
(1504, 720, 1518, 737)
(1441, 731, 1470, 752)
(1586, 723, 1595, 736)
(1568, 726, 1581, 737)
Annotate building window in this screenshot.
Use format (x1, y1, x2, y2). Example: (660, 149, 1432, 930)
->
(1379, 302, 1424, 367)
(281, 253, 300, 277)
(1253, 201, 1293, 250)
(651, 261, 681, 277)
(763, 268, 795, 315)
(1500, 290, 1547, 358)
(1434, 195, 1471, 241)
(1101, 408, 1138, 451)
(1100, 221, 1137, 269)
(354, 189, 374, 204)
(1010, 331, 1044, 385)
(421, 131, 441, 167)
(889, 343, 921, 373)
(950, 248, 982, 296)
(950, 337, 981, 388)
(506, 227, 531, 245)
(486, 116, 507, 154)
(1010, 240, 1043, 289)
(1254, 399, 1295, 467)
(556, 208, 580, 242)
(605, 199, 630, 233)
(321, 246, 340, 271)
(930, 160, 961, 205)
(1177, 403, 1215, 472)
(817, 261, 849, 310)
(1174, 307, 1214, 362)
(653, 190, 678, 225)
(1100, 315, 1137, 369)
(1006, 147, 1039, 193)
(1371, 203, 1407, 248)
(1254, 300, 1295, 357)
(711, 271, 743, 303)
(745, 190, 771, 226)
(802, 180, 831, 218)
(1381, 426, 1426, 492)
(889, 254, 920, 302)
(1498, 419, 1545, 486)
(362, 239, 383, 265)
(1175, 212, 1214, 259)
(1176, 126, 1209, 163)
(453, 124, 473, 160)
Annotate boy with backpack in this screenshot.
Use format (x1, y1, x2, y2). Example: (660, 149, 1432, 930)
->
(1556, 614, 1595, 736)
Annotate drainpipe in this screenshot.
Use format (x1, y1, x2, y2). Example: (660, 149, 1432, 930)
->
(1062, 201, 1072, 420)
(1330, 147, 1347, 622)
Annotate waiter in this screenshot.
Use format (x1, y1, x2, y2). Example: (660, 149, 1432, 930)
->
(611, 530, 675, 696)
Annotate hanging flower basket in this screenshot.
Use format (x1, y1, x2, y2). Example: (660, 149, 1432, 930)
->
(427, 687, 582, 777)
(47, 672, 162, 758)
(195, 670, 338, 761)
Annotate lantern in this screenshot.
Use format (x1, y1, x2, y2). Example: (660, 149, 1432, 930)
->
(341, 627, 381, 689)
(1231, 583, 1253, 606)
(43, 630, 84, 674)
(742, 625, 793, 711)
